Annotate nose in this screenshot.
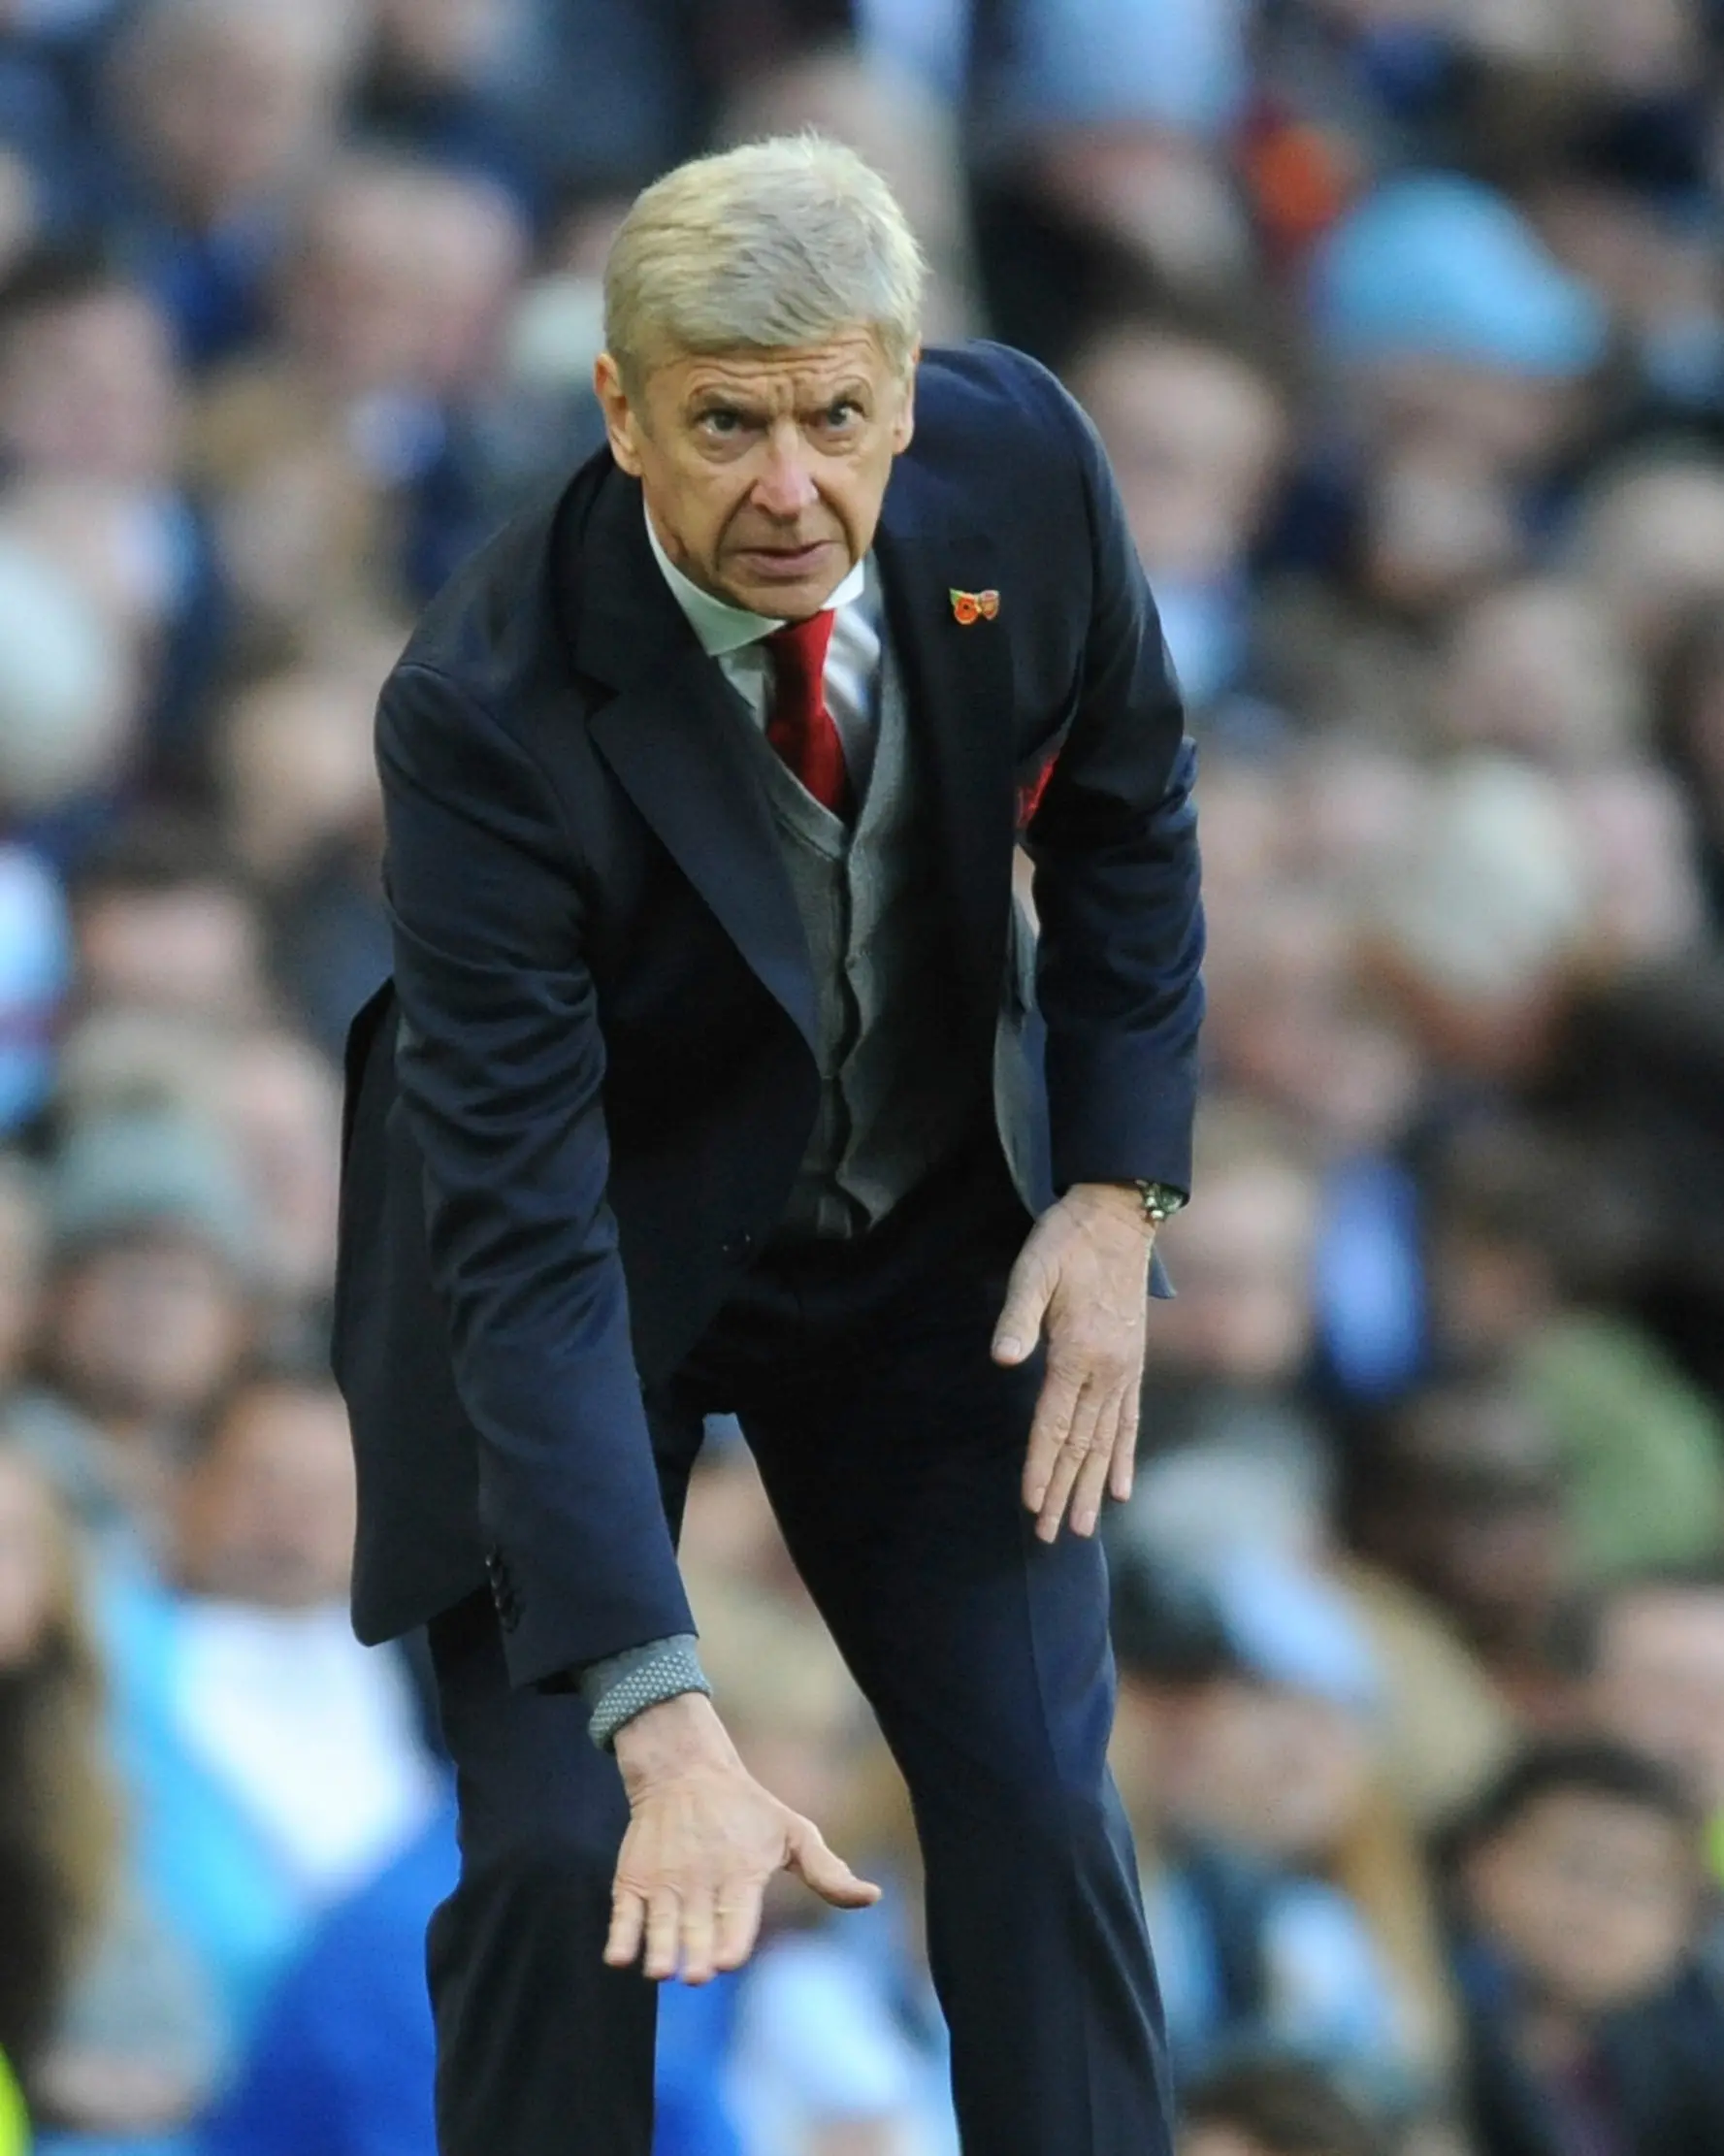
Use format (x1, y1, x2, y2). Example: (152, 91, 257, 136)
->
(751, 423, 819, 520)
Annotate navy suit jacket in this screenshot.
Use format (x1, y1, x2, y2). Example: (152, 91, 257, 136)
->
(332, 341, 1205, 1687)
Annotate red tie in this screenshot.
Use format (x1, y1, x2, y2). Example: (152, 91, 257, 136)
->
(764, 612, 850, 819)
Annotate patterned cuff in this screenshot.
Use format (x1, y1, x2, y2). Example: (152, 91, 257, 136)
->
(580, 1633, 711, 1752)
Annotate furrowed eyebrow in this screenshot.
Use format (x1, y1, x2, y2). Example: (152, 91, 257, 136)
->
(684, 379, 870, 422)
(802, 383, 871, 414)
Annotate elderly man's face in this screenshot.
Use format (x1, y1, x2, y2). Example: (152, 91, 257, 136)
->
(595, 329, 915, 619)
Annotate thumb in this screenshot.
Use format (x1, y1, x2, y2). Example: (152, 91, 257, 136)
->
(786, 1817, 881, 1910)
(992, 1249, 1052, 1365)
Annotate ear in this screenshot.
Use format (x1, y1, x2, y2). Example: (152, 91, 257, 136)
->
(891, 345, 920, 455)
(594, 352, 645, 477)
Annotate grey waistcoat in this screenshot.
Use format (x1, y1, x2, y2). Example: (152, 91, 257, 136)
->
(740, 630, 979, 1241)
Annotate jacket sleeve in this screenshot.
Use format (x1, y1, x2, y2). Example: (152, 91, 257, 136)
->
(1024, 377, 1206, 1200)
(376, 660, 694, 1686)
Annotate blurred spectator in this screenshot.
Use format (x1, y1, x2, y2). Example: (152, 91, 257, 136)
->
(0, 1442, 117, 2098)
(1432, 578, 1645, 774)
(355, 0, 540, 213)
(1339, 1548, 1517, 1852)
(0, 250, 179, 492)
(1348, 1374, 1573, 1722)
(1570, 450, 1724, 670)
(1109, 1549, 1415, 2096)
(1658, 606, 1724, 925)
(197, 1794, 743, 2156)
(1199, 858, 1423, 1183)
(0, 1442, 215, 2152)
(103, 0, 366, 369)
(109, 1357, 439, 2073)
(0, 246, 221, 777)
(14, 1107, 257, 1576)
(1558, 1569, 1724, 1867)
(1179, 2055, 1388, 2156)
(1304, 173, 1607, 617)
(1419, 1119, 1724, 1579)
(1064, 311, 1290, 708)
(211, 1031, 342, 1325)
(1442, 1739, 1724, 2156)
(1544, 954, 1724, 1402)
(193, 1800, 459, 2156)
(212, 665, 389, 1055)
(68, 821, 269, 1029)
(1364, 757, 1593, 1086)
(0, 521, 143, 1118)
(38, 1012, 341, 1332)
(1122, 1336, 1513, 1839)
(1141, 1095, 1322, 1404)
(0, 1155, 45, 1389)
(215, 668, 378, 891)
(192, 147, 527, 651)
(1153, 1547, 1459, 2101)
(976, 0, 1255, 327)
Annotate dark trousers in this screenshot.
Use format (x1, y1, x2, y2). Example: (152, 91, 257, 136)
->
(426, 1149, 1173, 2154)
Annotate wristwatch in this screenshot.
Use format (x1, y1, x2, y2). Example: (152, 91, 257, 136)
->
(1133, 1180, 1188, 1227)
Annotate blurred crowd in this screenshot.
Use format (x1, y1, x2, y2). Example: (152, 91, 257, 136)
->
(1, 2, 1724, 2154)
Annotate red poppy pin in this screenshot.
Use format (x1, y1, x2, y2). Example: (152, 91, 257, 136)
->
(950, 588, 1000, 625)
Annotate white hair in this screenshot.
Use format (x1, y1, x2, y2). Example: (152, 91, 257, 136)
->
(603, 134, 926, 389)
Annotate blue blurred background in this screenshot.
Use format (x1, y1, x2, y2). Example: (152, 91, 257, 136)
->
(4, 4, 1724, 2153)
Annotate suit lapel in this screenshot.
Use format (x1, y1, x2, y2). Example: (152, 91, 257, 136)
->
(567, 456, 1018, 1054)
(874, 465, 1017, 1039)
(571, 476, 820, 1055)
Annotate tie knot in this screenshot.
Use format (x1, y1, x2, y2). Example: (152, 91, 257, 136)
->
(764, 608, 836, 692)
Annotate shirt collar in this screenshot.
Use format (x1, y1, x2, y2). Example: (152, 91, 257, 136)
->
(644, 505, 867, 659)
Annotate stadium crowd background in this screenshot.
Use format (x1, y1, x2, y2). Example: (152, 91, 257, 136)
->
(3, 1, 1724, 2152)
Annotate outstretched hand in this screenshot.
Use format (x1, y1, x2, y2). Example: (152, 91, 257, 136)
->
(606, 1693, 879, 1985)
(992, 1183, 1155, 1542)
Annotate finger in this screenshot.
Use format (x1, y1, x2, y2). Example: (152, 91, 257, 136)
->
(677, 1887, 719, 1988)
(1068, 1388, 1122, 1537)
(1037, 1380, 1107, 1541)
(604, 1885, 646, 1971)
(642, 1888, 682, 1982)
(1034, 1394, 1098, 1540)
(1109, 1389, 1140, 1505)
(992, 1249, 1054, 1364)
(713, 1883, 767, 1974)
(1022, 1360, 1085, 1511)
(787, 1818, 882, 1910)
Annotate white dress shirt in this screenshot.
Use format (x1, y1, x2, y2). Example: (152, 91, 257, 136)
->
(644, 508, 884, 798)
(173, 1598, 440, 1899)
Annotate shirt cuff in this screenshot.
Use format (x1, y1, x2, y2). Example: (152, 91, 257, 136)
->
(579, 1633, 711, 1751)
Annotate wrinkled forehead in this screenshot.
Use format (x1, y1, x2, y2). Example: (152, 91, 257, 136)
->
(648, 327, 901, 407)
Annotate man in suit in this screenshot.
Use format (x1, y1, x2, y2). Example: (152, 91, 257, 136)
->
(333, 135, 1204, 2154)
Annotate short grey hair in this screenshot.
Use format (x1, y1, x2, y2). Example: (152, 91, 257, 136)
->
(603, 135, 927, 390)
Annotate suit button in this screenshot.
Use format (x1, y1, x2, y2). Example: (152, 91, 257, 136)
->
(721, 1230, 756, 1263)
